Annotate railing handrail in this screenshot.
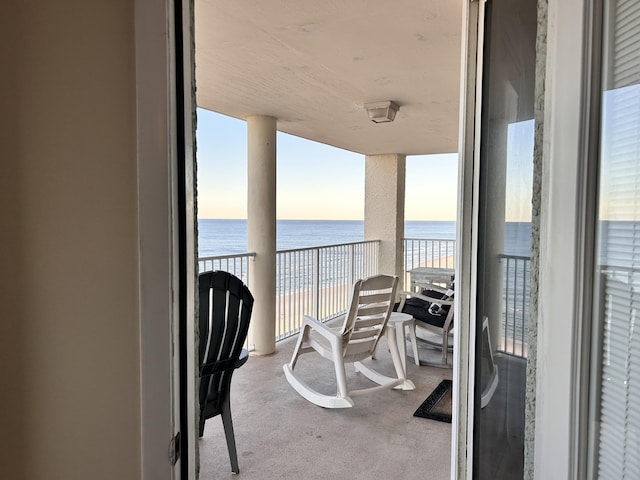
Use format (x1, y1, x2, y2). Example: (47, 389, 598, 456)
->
(199, 252, 256, 262)
(403, 237, 455, 241)
(198, 241, 382, 261)
(499, 253, 531, 261)
(199, 239, 464, 263)
(276, 239, 380, 255)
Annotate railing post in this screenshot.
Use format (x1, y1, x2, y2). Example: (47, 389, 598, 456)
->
(512, 259, 519, 354)
(522, 258, 528, 351)
(348, 244, 355, 284)
(503, 256, 509, 353)
(312, 248, 320, 320)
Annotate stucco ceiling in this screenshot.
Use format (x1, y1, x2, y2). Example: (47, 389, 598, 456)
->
(195, 1, 462, 156)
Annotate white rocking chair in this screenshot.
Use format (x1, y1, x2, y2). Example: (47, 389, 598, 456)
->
(283, 274, 415, 408)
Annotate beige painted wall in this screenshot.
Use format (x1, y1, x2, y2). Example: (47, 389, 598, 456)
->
(1, 2, 141, 478)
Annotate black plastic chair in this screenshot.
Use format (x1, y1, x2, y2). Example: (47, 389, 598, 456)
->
(198, 270, 254, 474)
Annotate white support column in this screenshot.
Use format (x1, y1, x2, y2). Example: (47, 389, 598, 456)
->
(247, 115, 277, 355)
(364, 154, 406, 284)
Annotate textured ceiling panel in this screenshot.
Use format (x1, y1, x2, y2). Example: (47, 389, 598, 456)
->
(195, 0, 462, 155)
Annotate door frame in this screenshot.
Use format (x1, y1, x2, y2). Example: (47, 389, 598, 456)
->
(534, 0, 595, 477)
(452, 0, 485, 477)
(135, 0, 196, 478)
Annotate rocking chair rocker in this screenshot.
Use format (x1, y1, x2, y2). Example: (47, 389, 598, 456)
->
(283, 274, 415, 408)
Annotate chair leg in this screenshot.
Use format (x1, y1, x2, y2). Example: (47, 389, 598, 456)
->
(198, 412, 206, 438)
(221, 398, 239, 474)
(408, 322, 420, 366)
(442, 333, 449, 366)
(288, 324, 309, 370)
(332, 347, 350, 400)
(387, 332, 415, 391)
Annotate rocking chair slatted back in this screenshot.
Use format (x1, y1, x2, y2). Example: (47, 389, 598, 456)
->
(342, 275, 398, 355)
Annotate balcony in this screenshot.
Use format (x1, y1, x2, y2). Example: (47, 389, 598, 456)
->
(198, 238, 528, 354)
(197, 238, 530, 478)
(198, 333, 453, 479)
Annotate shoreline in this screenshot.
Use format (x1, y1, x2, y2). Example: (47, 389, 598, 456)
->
(273, 255, 456, 339)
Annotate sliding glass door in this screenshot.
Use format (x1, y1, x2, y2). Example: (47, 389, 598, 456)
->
(473, 0, 537, 478)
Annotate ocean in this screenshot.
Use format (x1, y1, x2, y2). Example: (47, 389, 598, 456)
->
(198, 219, 458, 257)
(198, 219, 532, 258)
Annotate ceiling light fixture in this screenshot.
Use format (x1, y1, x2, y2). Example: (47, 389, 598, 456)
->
(364, 101, 399, 123)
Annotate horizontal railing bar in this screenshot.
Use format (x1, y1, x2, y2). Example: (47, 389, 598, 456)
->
(199, 252, 256, 262)
(403, 237, 455, 241)
(276, 240, 380, 255)
(498, 254, 531, 261)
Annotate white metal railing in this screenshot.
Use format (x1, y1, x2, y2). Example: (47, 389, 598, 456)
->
(198, 241, 530, 358)
(404, 239, 530, 359)
(275, 240, 379, 341)
(198, 252, 256, 285)
(403, 238, 456, 290)
(499, 254, 530, 358)
(198, 241, 380, 343)
(403, 238, 456, 272)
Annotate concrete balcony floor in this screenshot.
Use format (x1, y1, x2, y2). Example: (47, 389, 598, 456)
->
(199, 334, 453, 479)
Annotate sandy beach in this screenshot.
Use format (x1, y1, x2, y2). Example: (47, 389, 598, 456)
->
(272, 254, 456, 340)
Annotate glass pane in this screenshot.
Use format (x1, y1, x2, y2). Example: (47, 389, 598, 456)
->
(591, 2, 640, 478)
(474, 0, 537, 478)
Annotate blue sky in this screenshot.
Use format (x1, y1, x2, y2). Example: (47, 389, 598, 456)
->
(196, 108, 459, 220)
(505, 119, 535, 222)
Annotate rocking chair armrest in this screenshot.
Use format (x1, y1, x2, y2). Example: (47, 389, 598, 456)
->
(302, 315, 340, 342)
(442, 313, 454, 331)
(399, 290, 454, 306)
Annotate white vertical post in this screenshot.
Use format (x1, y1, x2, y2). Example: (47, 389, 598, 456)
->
(247, 115, 277, 355)
(312, 249, 320, 320)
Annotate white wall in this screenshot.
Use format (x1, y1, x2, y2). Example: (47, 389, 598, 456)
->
(0, 2, 142, 478)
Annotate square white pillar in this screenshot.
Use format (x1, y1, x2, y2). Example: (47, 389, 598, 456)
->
(364, 154, 406, 283)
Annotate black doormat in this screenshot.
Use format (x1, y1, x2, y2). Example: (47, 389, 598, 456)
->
(413, 379, 452, 423)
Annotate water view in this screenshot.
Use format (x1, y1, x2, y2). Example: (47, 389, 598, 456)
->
(198, 219, 458, 257)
